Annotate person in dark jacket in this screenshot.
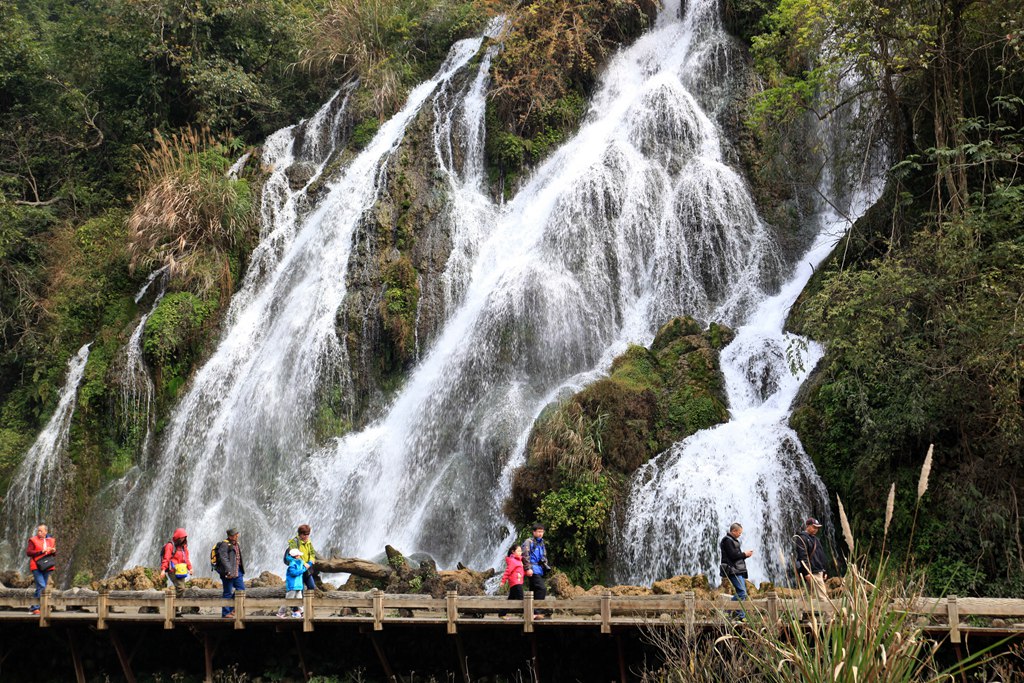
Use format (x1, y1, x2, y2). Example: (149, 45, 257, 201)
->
(214, 528, 245, 617)
(521, 523, 550, 618)
(794, 517, 829, 602)
(26, 524, 56, 615)
(719, 522, 753, 619)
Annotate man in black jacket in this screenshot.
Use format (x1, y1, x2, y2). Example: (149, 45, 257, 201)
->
(794, 517, 829, 602)
(720, 522, 753, 619)
(214, 528, 245, 617)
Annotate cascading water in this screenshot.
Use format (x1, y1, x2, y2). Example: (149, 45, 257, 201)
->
(610, 100, 886, 586)
(120, 270, 168, 460)
(121, 39, 489, 568)
(0, 343, 91, 563)
(111, 0, 867, 576)
(294, 0, 786, 570)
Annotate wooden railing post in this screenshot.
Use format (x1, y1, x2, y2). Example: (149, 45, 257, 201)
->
(372, 588, 383, 631)
(303, 591, 314, 633)
(947, 595, 961, 644)
(40, 584, 52, 627)
(234, 590, 245, 630)
(97, 587, 109, 630)
(523, 591, 534, 633)
(164, 586, 176, 629)
(600, 591, 612, 634)
(766, 591, 779, 633)
(683, 591, 695, 637)
(446, 590, 458, 634)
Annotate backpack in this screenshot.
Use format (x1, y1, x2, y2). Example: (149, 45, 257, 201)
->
(210, 543, 219, 572)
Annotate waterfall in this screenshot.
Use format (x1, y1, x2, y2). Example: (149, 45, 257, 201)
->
(111, 0, 874, 577)
(609, 100, 887, 586)
(122, 39, 487, 569)
(295, 0, 784, 571)
(120, 271, 168, 461)
(1, 343, 91, 564)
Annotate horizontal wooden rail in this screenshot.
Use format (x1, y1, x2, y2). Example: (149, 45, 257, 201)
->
(2, 586, 1023, 639)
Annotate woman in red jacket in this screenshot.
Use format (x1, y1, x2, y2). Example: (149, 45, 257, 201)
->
(26, 524, 56, 615)
(159, 528, 193, 600)
(499, 544, 525, 618)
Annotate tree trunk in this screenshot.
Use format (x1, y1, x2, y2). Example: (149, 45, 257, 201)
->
(314, 557, 393, 580)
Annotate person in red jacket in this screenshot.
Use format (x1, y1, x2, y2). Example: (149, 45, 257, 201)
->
(499, 544, 525, 618)
(159, 528, 193, 601)
(26, 524, 56, 615)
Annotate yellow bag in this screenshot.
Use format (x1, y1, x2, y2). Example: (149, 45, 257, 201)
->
(174, 562, 189, 578)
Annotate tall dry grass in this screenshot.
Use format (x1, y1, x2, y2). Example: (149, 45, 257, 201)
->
(530, 401, 606, 483)
(127, 128, 254, 294)
(299, 0, 498, 117)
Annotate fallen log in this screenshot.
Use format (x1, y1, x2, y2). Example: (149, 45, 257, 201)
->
(314, 557, 392, 581)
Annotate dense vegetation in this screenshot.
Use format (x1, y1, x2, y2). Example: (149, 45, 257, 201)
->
(731, 0, 1024, 595)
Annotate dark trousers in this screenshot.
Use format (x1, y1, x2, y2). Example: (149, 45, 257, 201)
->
(499, 584, 524, 616)
(221, 573, 245, 616)
(528, 573, 546, 601)
(302, 571, 316, 591)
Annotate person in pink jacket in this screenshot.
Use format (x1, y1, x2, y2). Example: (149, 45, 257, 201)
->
(500, 544, 524, 618)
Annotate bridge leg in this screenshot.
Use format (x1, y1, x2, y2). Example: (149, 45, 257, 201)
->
(110, 629, 138, 683)
(365, 629, 397, 682)
(204, 632, 215, 683)
(453, 633, 470, 683)
(529, 633, 540, 682)
(66, 628, 86, 683)
(292, 630, 310, 681)
(616, 633, 626, 683)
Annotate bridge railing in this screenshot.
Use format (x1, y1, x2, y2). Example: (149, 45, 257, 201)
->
(2, 586, 1023, 640)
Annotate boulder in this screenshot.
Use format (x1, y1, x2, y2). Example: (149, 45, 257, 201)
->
(95, 566, 159, 591)
(247, 571, 284, 588)
(0, 571, 33, 588)
(652, 574, 712, 596)
(436, 567, 494, 597)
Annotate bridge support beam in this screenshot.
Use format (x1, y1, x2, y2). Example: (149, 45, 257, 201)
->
(110, 628, 138, 683)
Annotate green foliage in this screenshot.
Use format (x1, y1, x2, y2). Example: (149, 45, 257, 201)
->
(143, 292, 217, 404)
(350, 117, 380, 150)
(536, 477, 612, 586)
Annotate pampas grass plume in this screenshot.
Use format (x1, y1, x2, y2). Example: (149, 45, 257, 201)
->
(917, 444, 933, 501)
(837, 494, 855, 552)
(884, 482, 895, 536)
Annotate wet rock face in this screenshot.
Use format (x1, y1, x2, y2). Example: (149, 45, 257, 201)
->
(284, 161, 317, 190)
(338, 64, 480, 429)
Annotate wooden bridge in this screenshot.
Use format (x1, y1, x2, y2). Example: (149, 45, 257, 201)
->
(1, 586, 1022, 682)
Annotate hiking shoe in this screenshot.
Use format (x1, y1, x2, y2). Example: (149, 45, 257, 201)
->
(31, 609, 40, 615)
(291, 611, 303, 619)
(222, 612, 234, 618)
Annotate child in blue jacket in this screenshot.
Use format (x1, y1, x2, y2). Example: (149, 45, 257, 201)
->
(279, 548, 311, 618)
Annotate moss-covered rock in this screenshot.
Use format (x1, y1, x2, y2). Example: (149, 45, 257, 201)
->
(506, 316, 733, 586)
(143, 291, 218, 407)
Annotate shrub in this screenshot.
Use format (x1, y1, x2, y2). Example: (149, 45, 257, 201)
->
(127, 128, 255, 295)
(300, 0, 498, 117)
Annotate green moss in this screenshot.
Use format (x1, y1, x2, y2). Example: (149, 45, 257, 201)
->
(144, 291, 217, 404)
(351, 117, 380, 150)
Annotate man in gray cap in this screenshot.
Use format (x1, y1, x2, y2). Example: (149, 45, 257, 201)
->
(793, 517, 828, 603)
(213, 528, 245, 617)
